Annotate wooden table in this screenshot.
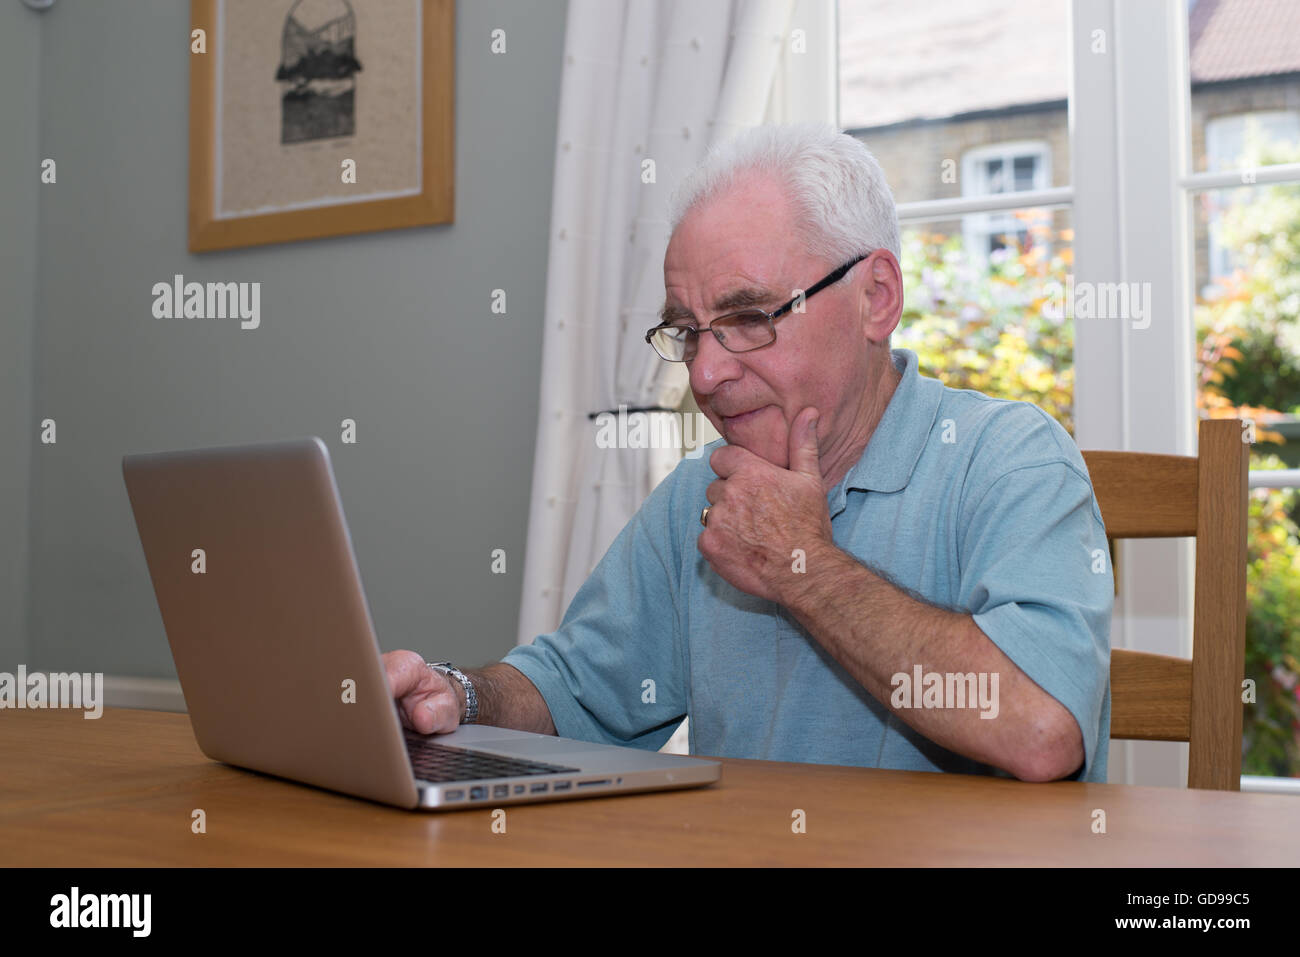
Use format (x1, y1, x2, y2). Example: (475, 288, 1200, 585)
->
(2, 708, 1296, 866)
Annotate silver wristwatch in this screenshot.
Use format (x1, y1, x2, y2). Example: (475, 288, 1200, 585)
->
(427, 661, 478, 724)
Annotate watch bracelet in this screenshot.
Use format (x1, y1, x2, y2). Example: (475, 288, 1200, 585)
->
(427, 661, 478, 724)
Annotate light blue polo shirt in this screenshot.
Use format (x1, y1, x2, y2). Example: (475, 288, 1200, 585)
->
(504, 347, 1113, 781)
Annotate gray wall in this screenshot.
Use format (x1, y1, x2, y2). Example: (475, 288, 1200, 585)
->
(0, 0, 41, 673)
(12, 0, 567, 679)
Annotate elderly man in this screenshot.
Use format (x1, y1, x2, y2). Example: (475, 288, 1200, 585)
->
(386, 125, 1113, 783)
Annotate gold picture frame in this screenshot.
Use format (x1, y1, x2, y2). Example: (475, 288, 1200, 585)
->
(188, 0, 453, 253)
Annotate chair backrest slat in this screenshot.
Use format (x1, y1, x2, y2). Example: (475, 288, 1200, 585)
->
(1109, 649, 1191, 740)
(1188, 420, 1250, 790)
(1082, 452, 1198, 538)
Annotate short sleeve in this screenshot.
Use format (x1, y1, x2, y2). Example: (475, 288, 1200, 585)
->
(957, 458, 1113, 782)
(502, 470, 689, 751)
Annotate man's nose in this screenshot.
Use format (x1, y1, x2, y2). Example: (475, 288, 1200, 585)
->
(688, 329, 743, 394)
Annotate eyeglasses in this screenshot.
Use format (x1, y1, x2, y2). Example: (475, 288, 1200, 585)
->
(645, 254, 868, 363)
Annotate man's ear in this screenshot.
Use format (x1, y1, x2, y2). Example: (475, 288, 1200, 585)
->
(859, 249, 904, 341)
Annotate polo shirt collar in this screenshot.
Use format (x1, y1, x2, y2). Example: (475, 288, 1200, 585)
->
(827, 347, 943, 512)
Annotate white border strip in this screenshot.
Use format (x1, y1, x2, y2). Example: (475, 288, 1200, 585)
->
(897, 186, 1074, 223)
(215, 186, 421, 219)
(1180, 162, 1300, 192)
(1250, 469, 1300, 489)
(1241, 774, 1300, 795)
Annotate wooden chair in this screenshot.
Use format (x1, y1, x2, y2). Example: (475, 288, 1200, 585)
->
(1080, 418, 1250, 790)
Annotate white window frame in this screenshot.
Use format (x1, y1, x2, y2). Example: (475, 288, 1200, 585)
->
(1074, 0, 1194, 791)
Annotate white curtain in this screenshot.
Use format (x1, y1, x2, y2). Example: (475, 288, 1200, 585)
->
(516, 1, 837, 748)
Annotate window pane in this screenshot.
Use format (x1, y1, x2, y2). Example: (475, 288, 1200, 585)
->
(1193, 183, 1300, 420)
(898, 208, 1074, 433)
(1013, 155, 1036, 190)
(1189, 0, 1300, 172)
(1192, 181, 1300, 777)
(839, 0, 1070, 204)
(986, 158, 1004, 191)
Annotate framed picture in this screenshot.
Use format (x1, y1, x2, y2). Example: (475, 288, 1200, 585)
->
(188, 0, 453, 252)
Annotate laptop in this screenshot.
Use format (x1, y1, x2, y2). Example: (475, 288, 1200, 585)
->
(122, 437, 720, 811)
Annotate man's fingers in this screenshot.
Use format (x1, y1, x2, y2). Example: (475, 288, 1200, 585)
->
(383, 650, 430, 700)
(705, 478, 724, 505)
(709, 443, 755, 479)
(428, 692, 461, 734)
(407, 697, 432, 733)
(786, 407, 821, 479)
(411, 695, 449, 734)
(383, 650, 458, 734)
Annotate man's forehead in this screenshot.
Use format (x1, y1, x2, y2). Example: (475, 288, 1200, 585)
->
(665, 175, 794, 267)
(662, 241, 796, 316)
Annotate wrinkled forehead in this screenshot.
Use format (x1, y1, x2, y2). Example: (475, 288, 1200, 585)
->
(664, 213, 807, 306)
(662, 247, 823, 336)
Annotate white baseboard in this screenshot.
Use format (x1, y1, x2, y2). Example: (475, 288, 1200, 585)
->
(103, 675, 186, 712)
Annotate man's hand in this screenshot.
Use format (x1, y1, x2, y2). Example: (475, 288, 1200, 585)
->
(383, 650, 464, 734)
(698, 407, 833, 604)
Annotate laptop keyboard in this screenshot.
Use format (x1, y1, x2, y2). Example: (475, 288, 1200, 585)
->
(404, 732, 581, 783)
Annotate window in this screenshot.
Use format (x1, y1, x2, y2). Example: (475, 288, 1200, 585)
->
(961, 141, 1052, 258)
(1202, 111, 1300, 282)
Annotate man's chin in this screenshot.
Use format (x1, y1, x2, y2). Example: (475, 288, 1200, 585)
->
(721, 432, 785, 467)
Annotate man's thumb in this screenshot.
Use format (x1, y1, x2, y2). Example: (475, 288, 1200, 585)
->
(788, 408, 821, 476)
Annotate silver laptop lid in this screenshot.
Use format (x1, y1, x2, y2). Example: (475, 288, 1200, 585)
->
(123, 437, 421, 808)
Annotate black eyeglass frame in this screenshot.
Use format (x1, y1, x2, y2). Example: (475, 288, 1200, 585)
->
(644, 253, 869, 362)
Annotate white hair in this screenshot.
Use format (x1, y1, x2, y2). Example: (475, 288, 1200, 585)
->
(667, 124, 901, 276)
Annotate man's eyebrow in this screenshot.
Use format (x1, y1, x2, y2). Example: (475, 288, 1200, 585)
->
(658, 285, 781, 325)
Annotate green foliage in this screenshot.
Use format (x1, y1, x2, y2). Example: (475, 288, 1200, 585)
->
(1215, 327, 1300, 415)
(898, 216, 1075, 433)
(1243, 457, 1300, 775)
